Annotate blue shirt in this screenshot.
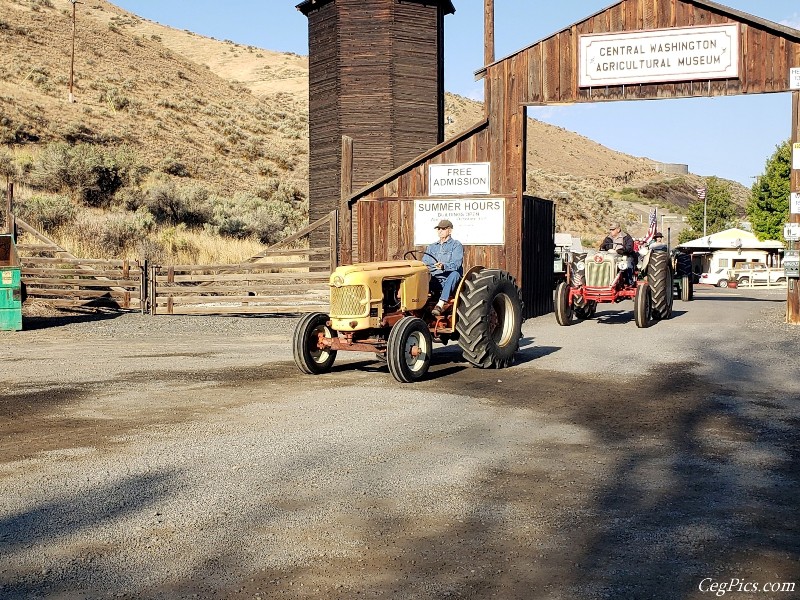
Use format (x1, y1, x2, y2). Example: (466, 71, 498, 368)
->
(422, 237, 464, 276)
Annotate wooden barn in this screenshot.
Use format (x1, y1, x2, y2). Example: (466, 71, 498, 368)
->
(330, 0, 799, 318)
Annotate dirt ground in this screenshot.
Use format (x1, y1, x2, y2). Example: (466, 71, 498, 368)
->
(1, 286, 798, 600)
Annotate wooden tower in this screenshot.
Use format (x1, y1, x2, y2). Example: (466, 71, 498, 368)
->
(297, 0, 455, 226)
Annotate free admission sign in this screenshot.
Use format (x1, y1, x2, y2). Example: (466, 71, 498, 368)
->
(413, 198, 505, 246)
(428, 163, 490, 196)
(579, 24, 739, 87)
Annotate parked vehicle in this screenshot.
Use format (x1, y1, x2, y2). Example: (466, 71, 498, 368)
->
(698, 268, 730, 287)
(735, 263, 786, 285)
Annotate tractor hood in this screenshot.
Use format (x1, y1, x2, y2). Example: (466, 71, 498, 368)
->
(330, 260, 428, 284)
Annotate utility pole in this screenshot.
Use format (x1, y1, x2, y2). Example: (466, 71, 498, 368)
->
(484, 0, 494, 114)
(68, 0, 82, 103)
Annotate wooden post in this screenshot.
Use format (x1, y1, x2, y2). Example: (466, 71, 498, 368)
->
(329, 210, 338, 273)
(788, 91, 800, 324)
(484, 0, 494, 115)
(6, 181, 14, 237)
(339, 135, 353, 265)
(140, 259, 148, 315)
(149, 265, 158, 316)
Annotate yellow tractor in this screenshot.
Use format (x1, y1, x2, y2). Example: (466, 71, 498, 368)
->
(292, 251, 524, 383)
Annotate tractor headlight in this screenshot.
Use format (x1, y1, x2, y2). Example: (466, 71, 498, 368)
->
(332, 275, 344, 287)
(575, 260, 585, 272)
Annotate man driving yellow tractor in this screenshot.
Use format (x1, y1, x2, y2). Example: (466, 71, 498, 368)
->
(421, 219, 463, 316)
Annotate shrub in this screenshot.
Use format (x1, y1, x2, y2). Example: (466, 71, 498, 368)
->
(15, 193, 76, 230)
(158, 158, 191, 178)
(209, 191, 306, 245)
(30, 142, 126, 207)
(99, 87, 130, 111)
(144, 182, 212, 227)
(113, 186, 145, 210)
(0, 150, 18, 182)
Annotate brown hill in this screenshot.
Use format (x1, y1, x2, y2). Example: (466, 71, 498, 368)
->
(1, 0, 747, 245)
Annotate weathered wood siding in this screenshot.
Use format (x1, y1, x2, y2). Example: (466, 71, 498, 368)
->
(484, 0, 800, 106)
(302, 0, 452, 226)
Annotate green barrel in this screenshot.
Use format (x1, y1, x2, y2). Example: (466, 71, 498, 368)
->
(0, 235, 22, 331)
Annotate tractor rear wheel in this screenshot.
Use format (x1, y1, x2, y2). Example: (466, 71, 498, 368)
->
(634, 284, 651, 328)
(293, 312, 337, 374)
(456, 269, 523, 368)
(554, 281, 573, 326)
(647, 249, 673, 320)
(387, 316, 433, 383)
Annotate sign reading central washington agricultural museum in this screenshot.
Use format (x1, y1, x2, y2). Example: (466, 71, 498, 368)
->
(579, 24, 739, 87)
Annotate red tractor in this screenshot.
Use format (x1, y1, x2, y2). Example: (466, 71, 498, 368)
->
(554, 246, 673, 328)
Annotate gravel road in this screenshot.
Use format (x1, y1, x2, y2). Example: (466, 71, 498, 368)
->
(1, 285, 798, 600)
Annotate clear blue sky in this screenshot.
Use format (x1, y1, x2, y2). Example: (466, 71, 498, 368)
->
(114, 0, 800, 187)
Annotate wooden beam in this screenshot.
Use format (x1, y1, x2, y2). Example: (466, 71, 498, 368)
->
(788, 90, 799, 324)
(340, 135, 353, 264)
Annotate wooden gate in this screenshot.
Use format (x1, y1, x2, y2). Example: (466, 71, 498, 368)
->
(148, 211, 337, 315)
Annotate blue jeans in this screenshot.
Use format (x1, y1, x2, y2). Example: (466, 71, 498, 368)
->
(430, 271, 461, 303)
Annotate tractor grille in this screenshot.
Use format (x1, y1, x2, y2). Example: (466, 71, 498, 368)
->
(585, 259, 616, 287)
(330, 285, 368, 317)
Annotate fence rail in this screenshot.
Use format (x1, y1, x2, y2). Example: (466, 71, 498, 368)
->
(13, 209, 338, 317)
(21, 256, 145, 310)
(149, 247, 332, 315)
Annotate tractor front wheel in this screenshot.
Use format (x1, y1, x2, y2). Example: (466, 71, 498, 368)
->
(456, 269, 523, 368)
(554, 281, 574, 326)
(292, 312, 337, 374)
(575, 300, 597, 320)
(634, 284, 651, 328)
(387, 316, 433, 383)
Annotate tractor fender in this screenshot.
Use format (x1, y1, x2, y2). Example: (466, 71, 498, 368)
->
(451, 265, 484, 332)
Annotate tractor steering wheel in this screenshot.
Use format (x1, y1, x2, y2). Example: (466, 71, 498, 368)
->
(404, 250, 440, 271)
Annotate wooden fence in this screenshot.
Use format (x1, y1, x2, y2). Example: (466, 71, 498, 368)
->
(149, 248, 332, 315)
(13, 210, 338, 316)
(22, 256, 145, 311)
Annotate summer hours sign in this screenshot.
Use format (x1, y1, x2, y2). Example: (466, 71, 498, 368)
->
(413, 198, 505, 246)
(579, 24, 739, 87)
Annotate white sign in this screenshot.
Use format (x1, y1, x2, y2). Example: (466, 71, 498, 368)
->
(414, 198, 505, 246)
(792, 193, 800, 215)
(579, 24, 739, 87)
(785, 223, 800, 241)
(794, 143, 800, 170)
(791, 68, 800, 90)
(428, 162, 490, 196)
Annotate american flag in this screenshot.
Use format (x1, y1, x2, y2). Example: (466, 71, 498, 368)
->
(696, 187, 707, 199)
(642, 207, 658, 243)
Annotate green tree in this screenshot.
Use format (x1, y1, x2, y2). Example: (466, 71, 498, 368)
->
(747, 140, 790, 241)
(678, 177, 738, 243)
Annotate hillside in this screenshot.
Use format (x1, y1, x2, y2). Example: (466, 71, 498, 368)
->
(0, 0, 748, 247)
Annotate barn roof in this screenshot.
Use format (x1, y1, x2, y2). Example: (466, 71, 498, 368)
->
(297, 0, 455, 17)
(475, 0, 800, 78)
